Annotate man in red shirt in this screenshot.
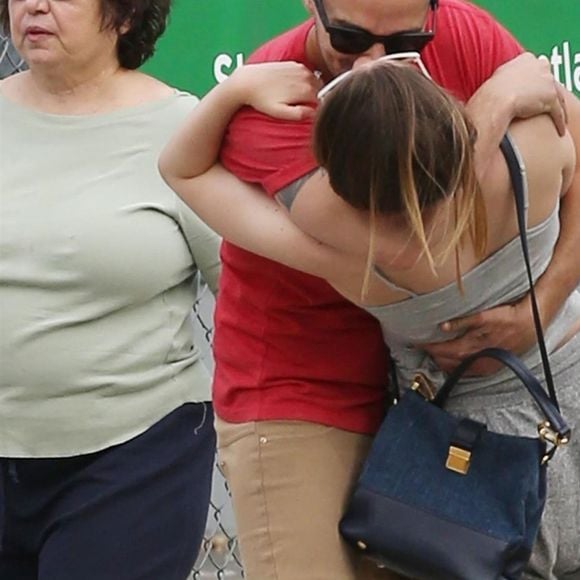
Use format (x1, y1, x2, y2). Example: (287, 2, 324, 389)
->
(213, 1, 580, 578)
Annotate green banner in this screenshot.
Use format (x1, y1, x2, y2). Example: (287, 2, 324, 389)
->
(143, 1, 307, 96)
(143, 1, 580, 97)
(472, 0, 580, 95)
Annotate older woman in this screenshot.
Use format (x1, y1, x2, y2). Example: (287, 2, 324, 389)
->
(0, 1, 220, 579)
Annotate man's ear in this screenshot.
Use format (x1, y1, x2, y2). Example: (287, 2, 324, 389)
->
(303, 0, 315, 16)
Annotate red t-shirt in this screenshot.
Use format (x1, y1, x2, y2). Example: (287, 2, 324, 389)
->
(214, 0, 522, 434)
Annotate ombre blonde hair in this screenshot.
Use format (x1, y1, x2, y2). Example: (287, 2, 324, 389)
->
(313, 62, 487, 297)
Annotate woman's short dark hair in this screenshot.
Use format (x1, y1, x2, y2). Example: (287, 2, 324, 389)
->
(0, 0, 171, 69)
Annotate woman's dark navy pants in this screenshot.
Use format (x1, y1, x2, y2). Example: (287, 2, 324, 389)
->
(0, 403, 216, 580)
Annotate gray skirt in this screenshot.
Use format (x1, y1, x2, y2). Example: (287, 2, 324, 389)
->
(445, 333, 580, 580)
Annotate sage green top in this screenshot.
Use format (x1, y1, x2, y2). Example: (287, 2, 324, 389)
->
(0, 91, 221, 457)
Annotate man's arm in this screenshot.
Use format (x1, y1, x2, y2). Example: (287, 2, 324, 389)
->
(530, 89, 580, 323)
(423, 87, 579, 374)
(466, 53, 568, 181)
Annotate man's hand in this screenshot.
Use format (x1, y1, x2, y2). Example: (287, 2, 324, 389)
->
(419, 298, 536, 376)
(467, 52, 569, 182)
(492, 52, 568, 135)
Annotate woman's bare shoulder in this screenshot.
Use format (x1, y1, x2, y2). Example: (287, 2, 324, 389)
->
(482, 114, 574, 202)
(289, 170, 396, 260)
(508, 114, 575, 184)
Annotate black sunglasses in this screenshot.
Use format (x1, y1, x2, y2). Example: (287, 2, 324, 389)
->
(313, 0, 438, 55)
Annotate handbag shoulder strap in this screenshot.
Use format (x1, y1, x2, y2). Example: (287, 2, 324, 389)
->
(499, 134, 559, 411)
(387, 135, 560, 408)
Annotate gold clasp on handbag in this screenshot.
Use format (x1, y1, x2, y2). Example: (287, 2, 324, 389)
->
(446, 446, 471, 475)
(538, 421, 570, 465)
(410, 373, 436, 401)
(538, 420, 569, 447)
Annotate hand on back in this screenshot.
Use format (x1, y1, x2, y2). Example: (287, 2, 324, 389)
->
(492, 52, 568, 136)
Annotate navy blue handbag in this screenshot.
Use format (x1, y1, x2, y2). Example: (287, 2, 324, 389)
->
(339, 136, 572, 579)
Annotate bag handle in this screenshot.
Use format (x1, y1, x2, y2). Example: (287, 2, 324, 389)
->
(433, 347, 570, 442)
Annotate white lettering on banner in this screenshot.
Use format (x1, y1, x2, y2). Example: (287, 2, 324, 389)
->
(539, 41, 580, 93)
(214, 53, 245, 83)
(212, 45, 580, 94)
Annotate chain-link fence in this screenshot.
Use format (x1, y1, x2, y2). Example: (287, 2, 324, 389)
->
(0, 32, 26, 78)
(0, 32, 243, 580)
(190, 286, 244, 580)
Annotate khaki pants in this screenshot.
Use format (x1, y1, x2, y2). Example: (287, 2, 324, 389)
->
(216, 417, 402, 580)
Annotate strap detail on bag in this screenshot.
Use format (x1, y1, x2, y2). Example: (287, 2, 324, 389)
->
(500, 134, 573, 461)
(446, 418, 487, 475)
(499, 134, 559, 410)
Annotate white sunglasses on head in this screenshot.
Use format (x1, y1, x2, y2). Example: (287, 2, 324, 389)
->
(317, 51, 432, 100)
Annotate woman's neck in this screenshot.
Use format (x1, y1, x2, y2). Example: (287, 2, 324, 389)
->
(7, 60, 130, 115)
